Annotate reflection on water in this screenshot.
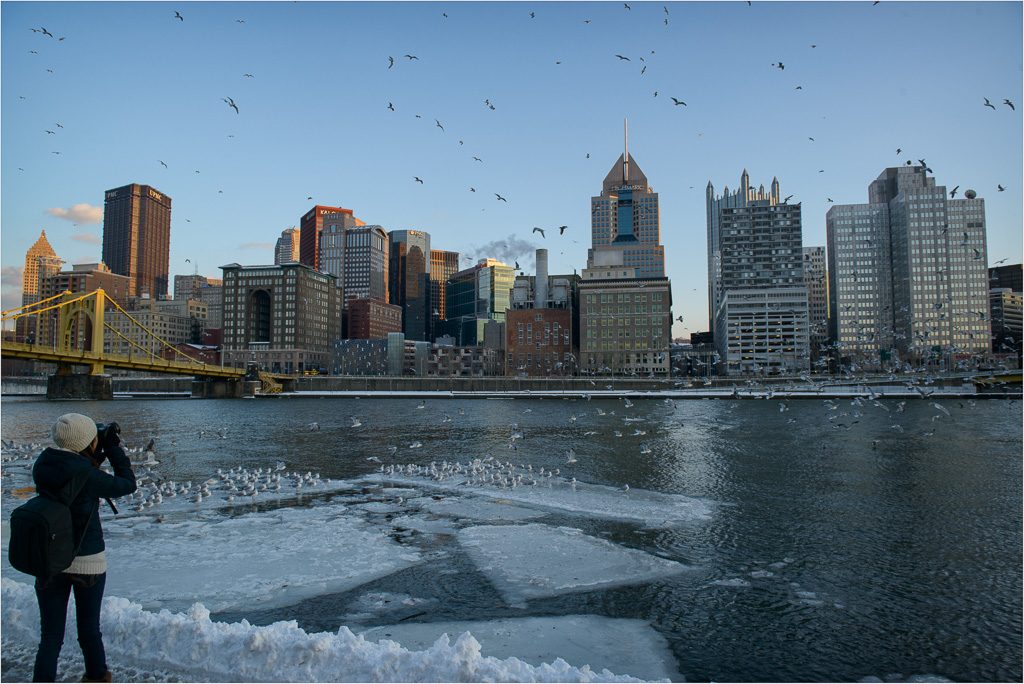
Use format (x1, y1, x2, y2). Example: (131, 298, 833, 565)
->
(2, 395, 1021, 682)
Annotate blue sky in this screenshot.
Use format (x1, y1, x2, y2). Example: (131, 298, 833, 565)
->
(3, 1, 1021, 337)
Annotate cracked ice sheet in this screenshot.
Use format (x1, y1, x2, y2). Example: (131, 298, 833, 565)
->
(359, 615, 679, 682)
(458, 524, 691, 608)
(101, 505, 422, 614)
(364, 474, 713, 528)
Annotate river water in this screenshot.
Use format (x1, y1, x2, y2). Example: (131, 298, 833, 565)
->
(2, 394, 1021, 682)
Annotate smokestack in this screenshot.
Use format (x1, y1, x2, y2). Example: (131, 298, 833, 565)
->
(535, 249, 548, 309)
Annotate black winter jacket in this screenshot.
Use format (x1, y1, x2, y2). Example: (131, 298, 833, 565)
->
(32, 444, 137, 557)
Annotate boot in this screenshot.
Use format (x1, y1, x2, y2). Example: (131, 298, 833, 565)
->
(81, 671, 112, 683)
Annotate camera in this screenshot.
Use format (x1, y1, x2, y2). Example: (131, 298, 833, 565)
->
(95, 422, 121, 443)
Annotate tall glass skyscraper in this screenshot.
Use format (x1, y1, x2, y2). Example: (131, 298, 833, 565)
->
(388, 230, 431, 341)
(102, 183, 171, 298)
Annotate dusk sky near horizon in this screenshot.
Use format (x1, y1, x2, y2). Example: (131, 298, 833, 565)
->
(2, 1, 1021, 338)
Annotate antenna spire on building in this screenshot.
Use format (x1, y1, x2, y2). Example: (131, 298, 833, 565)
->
(623, 118, 629, 183)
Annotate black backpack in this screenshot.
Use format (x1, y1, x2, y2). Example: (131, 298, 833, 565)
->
(8, 467, 95, 579)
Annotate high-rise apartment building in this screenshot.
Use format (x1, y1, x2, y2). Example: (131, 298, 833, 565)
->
(588, 124, 665, 277)
(220, 262, 342, 374)
(275, 228, 301, 265)
(389, 230, 431, 341)
(16, 231, 63, 342)
(299, 205, 363, 270)
(706, 171, 809, 375)
(102, 184, 172, 298)
(827, 166, 991, 367)
(319, 224, 389, 308)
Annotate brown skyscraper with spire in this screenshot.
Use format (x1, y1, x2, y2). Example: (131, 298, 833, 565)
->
(17, 231, 64, 342)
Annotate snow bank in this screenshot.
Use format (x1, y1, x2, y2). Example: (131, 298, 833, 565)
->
(1, 579, 657, 683)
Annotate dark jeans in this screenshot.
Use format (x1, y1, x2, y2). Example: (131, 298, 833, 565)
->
(33, 572, 108, 683)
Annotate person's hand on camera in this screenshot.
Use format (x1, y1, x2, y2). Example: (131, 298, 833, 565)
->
(101, 422, 121, 451)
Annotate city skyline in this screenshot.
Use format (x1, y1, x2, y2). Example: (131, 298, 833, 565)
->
(2, 1, 1021, 337)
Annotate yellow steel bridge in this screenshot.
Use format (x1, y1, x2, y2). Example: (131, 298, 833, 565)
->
(2, 288, 244, 379)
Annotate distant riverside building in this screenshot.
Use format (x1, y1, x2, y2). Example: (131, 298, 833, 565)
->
(220, 262, 342, 374)
(445, 258, 515, 346)
(389, 230, 431, 341)
(827, 166, 991, 369)
(174, 274, 223, 332)
(588, 122, 665, 277)
(37, 263, 131, 351)
(430, 248, 461, 339)
(803, 246, 829, 359)
(275, 228, 301, 265)
(16, 231, 63, 343)
(299, 205, 362, 271)
(331, 338, 389, 375)
(989, 264, 1022, 360)
(506, 249, 580, 376)
(347, 297, 403, 340)
(102, 183, 172, 298)
(706, 170, 809, 375)
(106, 297, 207, 357)
(319, 224, 389, 309)
(174, 274, 222, 302)
(578, 241, 672, 377)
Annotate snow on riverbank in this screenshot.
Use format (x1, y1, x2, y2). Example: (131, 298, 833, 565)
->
(1, 579, 657, 683)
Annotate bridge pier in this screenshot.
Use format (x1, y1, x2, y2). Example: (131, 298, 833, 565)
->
(46, 373, 113, 401)
(191, 378, 258, 398)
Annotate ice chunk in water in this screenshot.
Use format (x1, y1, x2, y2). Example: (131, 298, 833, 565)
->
(103, 506, 422, 613)
(359, 615, 681, 682)
(457, 524, 690, 607)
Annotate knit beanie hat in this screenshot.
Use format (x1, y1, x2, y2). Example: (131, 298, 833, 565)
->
(51, 413, 98, 453)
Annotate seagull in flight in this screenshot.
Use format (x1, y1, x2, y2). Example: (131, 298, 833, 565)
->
(997, 184, 1005, 192)
(495, 193, 507, 202)
(473, 156, 482, 162)
(1004, 99, 1015, 110)
(670, 97, 686, 106)
(387, 102, 394, 111)
(984, 97, 996, 110)
(222, 96, 239, 114)
(615, 55, 630, 61)
(174, 11, 183, 21)
(533, 227, 546, 238)
(558, 225, 568, 234)
(158, 160, 168, 168)
(414, 177, 424, 184)
(388, 56, 394, 68)
(404, 54, 418, 60)
(774, 62, 784, 70)
(950, 185, 959, 198)
(435, 119, 444, 131)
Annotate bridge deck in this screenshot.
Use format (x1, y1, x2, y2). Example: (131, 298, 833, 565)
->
(1, 342, 244, 379)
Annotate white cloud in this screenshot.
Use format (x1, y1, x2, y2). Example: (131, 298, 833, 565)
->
(71, 233, 101, 244)
(45, 203, 103, 224)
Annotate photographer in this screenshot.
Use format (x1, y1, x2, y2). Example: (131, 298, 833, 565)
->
(30, 413, 136, 683)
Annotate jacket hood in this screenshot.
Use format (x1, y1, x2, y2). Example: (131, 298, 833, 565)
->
(33, 447, 94, 494)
